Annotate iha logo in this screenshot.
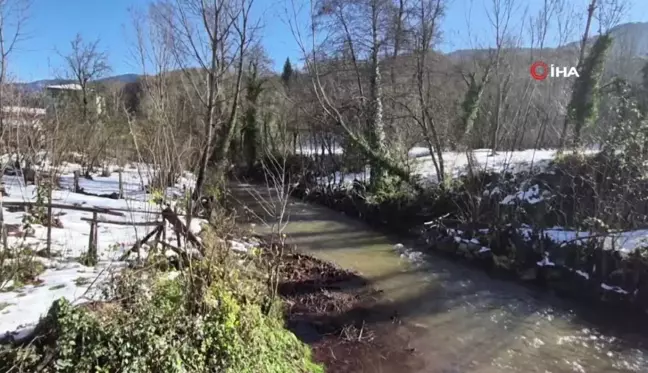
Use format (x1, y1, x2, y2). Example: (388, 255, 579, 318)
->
(530, 61, 579, 80)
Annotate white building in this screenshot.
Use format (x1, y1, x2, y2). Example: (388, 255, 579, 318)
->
(45, 83, 105, 116)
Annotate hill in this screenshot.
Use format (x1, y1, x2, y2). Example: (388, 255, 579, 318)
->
(12, 74, 141, 94)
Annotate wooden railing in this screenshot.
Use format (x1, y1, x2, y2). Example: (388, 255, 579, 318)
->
(0, 201, 201, 265)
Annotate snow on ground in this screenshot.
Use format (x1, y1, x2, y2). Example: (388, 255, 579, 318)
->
(411, 148, 598, 183)
(388, 147, 567, 182)
(433, 225, 647, 295)
(310, 146, 599, 186)
(501, 183, 545, 205)
(518, 226, 648, 253)
(0, 261, 127, 338)
(0, 163, 203, 339)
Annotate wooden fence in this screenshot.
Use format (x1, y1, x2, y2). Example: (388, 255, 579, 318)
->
(0, 201, 201, 265)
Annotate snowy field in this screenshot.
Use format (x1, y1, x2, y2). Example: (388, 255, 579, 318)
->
(0, 162, 205, 340)
(306, 146, 598, 185)
(411, 148, 598, 182)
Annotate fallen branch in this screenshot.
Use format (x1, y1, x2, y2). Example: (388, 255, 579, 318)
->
(119, 225, 163, 261)
(161, 207, 203, 253)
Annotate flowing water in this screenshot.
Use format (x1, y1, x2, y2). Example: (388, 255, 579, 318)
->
(230, 183, 648, 373)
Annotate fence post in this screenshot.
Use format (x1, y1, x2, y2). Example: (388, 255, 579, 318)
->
(186, 189, 193, 246)
(87, 211, 98, 265)
(92, 212, 98, 253)
(46, 184, 53, 257)
(73, 171, 80, 192)
(118, 170, 123, 199)
(0, 192, 6, 251)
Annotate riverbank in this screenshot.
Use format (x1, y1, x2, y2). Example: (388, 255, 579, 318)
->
(278, 250, 422, 372)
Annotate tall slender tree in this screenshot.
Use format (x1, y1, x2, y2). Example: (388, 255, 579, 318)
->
(243, 55, 265, 171)
(558, 0, 597, 150)
(281, 57, 293, 86)
(567, 33, 613, 149)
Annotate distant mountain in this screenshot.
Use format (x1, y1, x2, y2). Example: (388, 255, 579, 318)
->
(569, 22, 648, 58)
(443, 22, 648, 81)
(96, 74, 141, 84)
(567, 22, 648, 80)
(12, 73, 141, 94)
(13, 79, 74, 93)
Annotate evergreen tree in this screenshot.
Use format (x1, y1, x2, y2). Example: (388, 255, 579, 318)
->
(243, 60, 264, 171)
(281, 58, 293, 86)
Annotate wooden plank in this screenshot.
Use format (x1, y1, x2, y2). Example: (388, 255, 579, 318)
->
(93, 205, 191, 217)
(92, 206, 164, 215)
(80, 217, 161, 226)
(2, 201, 124, 216)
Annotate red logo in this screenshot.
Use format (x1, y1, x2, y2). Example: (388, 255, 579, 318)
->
(530, 61, 549, 81)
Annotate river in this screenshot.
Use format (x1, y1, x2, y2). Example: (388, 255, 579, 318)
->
(230, 183, 647, 373)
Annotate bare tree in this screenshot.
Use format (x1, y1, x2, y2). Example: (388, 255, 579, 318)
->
(312, 0, 393, 189)
(56, 34, 112, 177)
(559, 0, 626, 151)
(151, 0, 257, 201)
(131, 6, 198, 191)
(60, 34, 111, 123)
(290, 0, 422, 190)
(484, 0, 519, 154)
(595, 0, 626, 34)
(409, 0, 447, 182)
(0, 0, 30, 137)
(558, 0, 596, 151)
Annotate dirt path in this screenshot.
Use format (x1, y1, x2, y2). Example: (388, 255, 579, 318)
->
(230, 183, 648, 373)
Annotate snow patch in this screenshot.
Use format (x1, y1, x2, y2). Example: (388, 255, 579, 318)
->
(575, 270, 590, 280)
(601, 283, 629, 295)
(0, 164, 204, 339)
(501, 184, 544, 205)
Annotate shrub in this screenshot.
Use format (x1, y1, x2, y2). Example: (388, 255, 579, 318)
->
(0, 247, 45, 291)
(0, 258, 322, 373)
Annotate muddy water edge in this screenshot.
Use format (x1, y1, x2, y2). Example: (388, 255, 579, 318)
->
(229, 183, 648, 373)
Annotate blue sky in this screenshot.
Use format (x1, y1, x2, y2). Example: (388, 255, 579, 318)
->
(8, 0, 648, 82)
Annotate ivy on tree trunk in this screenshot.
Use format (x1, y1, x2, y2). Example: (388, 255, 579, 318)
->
(566, 33, 613, 150)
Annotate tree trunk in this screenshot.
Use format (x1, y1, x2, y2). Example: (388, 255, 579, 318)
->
(192, 49, 219, 200)
(368, 2, 387, 190)
(369, 61, 387, 189)
(211, 41, 246, 183)
(559, 0, 597, 151)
